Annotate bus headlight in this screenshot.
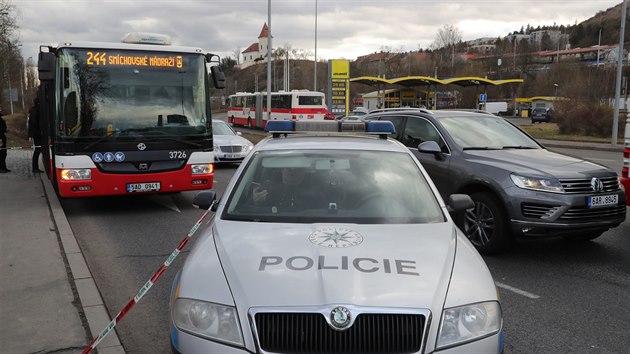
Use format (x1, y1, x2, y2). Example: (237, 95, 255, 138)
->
(191, 164, 213, 175)
(172, 298, 244, 347)
(60, 169, 91, 180)
(436, 301, 502, 349)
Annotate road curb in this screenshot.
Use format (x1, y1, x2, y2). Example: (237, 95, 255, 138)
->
(41, 174, 126, 354)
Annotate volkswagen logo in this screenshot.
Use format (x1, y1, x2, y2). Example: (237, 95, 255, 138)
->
(137, 143, 147, 151)
(330, 306, 352, 329)
(590, 177, 604, 192)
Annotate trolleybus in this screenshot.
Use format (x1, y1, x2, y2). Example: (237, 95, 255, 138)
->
(227, 90, 327, 129)
(36, 32, 225, 198)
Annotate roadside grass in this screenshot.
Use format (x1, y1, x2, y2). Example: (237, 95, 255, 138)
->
(518, 122, 623, 144)
(4, 113, 31, 148)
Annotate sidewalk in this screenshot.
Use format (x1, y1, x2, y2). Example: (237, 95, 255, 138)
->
(0, 150, 124, 354)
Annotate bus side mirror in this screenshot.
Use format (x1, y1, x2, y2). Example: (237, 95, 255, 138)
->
(210, 66, 226, 89)
(38, 51, 56, 81)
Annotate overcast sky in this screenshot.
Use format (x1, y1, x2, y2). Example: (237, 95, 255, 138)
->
(12, 0, 622, 64)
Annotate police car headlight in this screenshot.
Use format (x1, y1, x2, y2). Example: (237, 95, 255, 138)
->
(191, 164, 213, 175)
(173, 298, 244, 347)
(510, 174, 563, 193)
(436, 301, 501, 349)
(243, 142, 254, 152)
(60, 169, 91, 180)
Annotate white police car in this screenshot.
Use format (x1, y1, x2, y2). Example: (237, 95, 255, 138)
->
(170, 120, 503, 353)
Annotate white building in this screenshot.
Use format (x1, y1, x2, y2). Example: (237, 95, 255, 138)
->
(239, 23, 271, 69)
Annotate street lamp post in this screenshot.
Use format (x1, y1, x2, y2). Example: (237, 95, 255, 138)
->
(612, 0, 628, 146)
(597, 28, 602, 66)
(314, 0, 318, 92)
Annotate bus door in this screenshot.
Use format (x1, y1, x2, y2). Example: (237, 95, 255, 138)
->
(255, 93, 264, 128)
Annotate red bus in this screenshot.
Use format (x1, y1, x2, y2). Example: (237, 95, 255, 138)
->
(36, 32, 226, 198)
(227, 90, 328, 129)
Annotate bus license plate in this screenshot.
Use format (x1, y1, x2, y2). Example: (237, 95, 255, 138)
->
(588, 194, 617, 208)
(127, 182, 161, 193)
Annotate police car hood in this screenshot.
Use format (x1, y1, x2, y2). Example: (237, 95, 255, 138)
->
(214, 220, 456, 309)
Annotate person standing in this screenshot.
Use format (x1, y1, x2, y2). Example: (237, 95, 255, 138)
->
(0, 110, 9, 173)
(28, 98, 42, 173)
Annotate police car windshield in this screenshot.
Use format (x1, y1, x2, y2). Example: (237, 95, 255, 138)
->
(223, 150, 445, 224)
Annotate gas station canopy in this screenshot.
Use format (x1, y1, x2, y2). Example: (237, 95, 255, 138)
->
(350, 75, 523, 87)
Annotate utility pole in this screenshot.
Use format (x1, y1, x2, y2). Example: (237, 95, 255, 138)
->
(314, 0, 318, 92)
(266, 0, 272, 122)
(613, 0, 627, 146)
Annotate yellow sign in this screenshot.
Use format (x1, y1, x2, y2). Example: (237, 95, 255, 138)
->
(401, 90, 416, 101)
(86, 51, 183, 68)
(331, 60, 350, 79)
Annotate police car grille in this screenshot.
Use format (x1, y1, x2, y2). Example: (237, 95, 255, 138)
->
(559, 205, 626, 220)
(219, 145, 242, 153)
(559, 176, 619, 193)
(255, 312, 424, 353)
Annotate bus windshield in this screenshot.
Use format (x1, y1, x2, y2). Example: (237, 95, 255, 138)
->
(58, 48, 209, 139)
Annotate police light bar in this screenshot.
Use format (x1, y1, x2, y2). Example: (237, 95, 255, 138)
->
(121, 32, 172, 45)
(265, 120, 395, 138)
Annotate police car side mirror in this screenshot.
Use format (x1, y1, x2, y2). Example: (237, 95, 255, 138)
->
(447, 194, 474, 213)
(192, 190, 217, 211)
(446, 194, 474, 231)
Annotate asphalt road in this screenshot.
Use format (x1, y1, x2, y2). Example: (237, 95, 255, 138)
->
(61, 146, 630, 354)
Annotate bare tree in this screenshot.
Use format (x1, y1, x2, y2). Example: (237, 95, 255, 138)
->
(1, 0, 22, 110)
(431, 24, 462, 50)
(430, 24, 463, 76)
(232, 47, 241, 65)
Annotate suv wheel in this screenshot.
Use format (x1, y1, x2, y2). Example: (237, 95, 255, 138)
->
(462, 192, 511, 254)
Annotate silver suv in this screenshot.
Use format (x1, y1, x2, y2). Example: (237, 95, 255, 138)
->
(366, 108, 626, 254)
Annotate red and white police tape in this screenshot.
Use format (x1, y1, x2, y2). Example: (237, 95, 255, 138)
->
(81, 207, 212, 354)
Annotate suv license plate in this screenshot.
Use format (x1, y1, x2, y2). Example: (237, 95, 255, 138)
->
(588, 194, 618, 208)
(127, 182, 160, 193)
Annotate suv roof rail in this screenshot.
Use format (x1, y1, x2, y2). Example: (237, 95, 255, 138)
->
(368, 107, 434, 115)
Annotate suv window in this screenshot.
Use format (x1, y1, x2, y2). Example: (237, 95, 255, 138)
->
(379, 116, 405, 140)
(402, 117, 449, 153)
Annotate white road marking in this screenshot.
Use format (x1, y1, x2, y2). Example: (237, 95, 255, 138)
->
(495, 281, 540, 299)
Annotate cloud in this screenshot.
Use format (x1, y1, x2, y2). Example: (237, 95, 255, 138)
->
(14, 0, 620, 64)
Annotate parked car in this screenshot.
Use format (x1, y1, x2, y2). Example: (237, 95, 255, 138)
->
(170, 120, 504, 354)
(531, 107, 552, 123)
(366, 108, 626, 254)
(212, 119, 254, 163)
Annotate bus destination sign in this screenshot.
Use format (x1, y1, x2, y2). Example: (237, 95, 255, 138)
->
(86, 51, 183, 68)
